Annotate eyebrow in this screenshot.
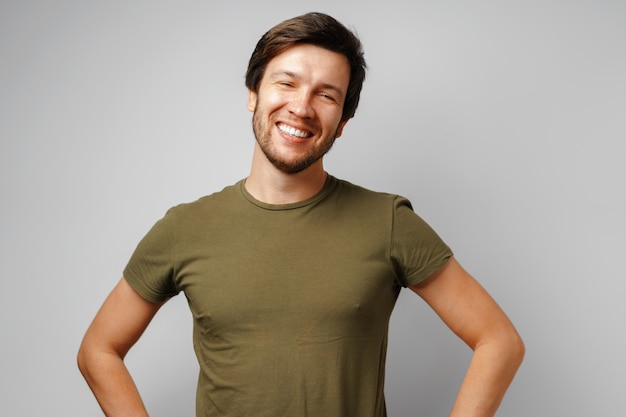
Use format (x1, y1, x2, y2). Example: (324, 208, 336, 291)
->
(269, 70, 346, 99)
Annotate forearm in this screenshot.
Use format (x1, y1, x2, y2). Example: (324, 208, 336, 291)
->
(78, 349, 150, 417)
(449, 333, 525, 417)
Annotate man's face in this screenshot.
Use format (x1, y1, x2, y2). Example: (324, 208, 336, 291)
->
(247, 44, 351, 174)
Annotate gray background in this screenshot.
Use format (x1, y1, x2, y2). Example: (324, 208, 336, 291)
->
(1, 1, 624, 416)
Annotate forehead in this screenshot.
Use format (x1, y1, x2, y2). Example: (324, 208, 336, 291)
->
(263, 44, 350, 92)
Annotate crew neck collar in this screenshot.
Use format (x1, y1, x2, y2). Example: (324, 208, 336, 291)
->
(239, 174, 337, 210)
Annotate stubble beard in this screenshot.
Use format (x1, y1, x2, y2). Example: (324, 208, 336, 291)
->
(252, 107, 339, 175)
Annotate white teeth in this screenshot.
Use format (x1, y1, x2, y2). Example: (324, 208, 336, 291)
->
(278, 123, 309, 138)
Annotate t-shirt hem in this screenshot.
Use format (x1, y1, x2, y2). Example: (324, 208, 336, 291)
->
(404, 251, 453, 287)
(123, 270, 171, 303)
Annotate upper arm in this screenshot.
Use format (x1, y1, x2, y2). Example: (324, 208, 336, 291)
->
(80, 277, 165, 359)
(410, 257, 520, 350)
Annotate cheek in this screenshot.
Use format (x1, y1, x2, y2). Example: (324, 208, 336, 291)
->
(321, 111, 344, 131)
(262, 90, 287, 110)
(248, 87, 279, 113)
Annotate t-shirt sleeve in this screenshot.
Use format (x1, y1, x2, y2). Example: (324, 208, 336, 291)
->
(390, 196, 453, 287)
(123, 208, 180, 303)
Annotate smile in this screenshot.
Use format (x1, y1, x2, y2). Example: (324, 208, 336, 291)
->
(277, 123, 312, 138)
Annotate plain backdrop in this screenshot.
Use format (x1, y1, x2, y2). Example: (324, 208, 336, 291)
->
(1, 1, 624, 416)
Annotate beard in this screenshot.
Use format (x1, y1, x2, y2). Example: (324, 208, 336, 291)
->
(252, 107, 340, 175)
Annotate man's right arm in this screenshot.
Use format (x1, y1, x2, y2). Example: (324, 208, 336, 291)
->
(77, 277, 164, 417)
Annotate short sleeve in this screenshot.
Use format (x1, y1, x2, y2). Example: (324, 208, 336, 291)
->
(123, 208, 180, 302)
(390, 196, 453, 287)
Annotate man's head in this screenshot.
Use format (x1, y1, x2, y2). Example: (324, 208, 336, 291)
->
(245, 12, 366, 122)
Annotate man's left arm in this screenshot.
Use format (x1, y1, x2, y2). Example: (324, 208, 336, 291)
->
(410, 256, 525, 417)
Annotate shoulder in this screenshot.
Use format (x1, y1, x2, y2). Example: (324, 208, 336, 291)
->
(332, 176, 392, 199)
(166, 180, 243, 216)
(151, 181, 244, 233)
(330, 176, 411, 209)
(321, 177, 418, 226)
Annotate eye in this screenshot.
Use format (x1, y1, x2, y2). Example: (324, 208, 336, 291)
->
(319, 92, 338, 103)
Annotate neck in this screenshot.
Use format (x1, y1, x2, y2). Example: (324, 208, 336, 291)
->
(245, 145, 328, 205)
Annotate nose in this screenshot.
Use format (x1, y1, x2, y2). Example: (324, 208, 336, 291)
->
(287, 90, 315, 118)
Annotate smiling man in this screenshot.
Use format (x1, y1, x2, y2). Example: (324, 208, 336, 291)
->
(248, 43, 349, 176)
(78, 12, 524, 417)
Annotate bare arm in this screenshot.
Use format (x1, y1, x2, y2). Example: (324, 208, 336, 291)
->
(77, 277, 164, 417)
(410, 257, 525, 417)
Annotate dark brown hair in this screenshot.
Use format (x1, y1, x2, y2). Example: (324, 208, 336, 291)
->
(245, 12, 366, 122)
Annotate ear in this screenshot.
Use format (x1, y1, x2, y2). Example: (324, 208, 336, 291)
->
(247, 89, 258, 112)
(335, 119, 349, 139)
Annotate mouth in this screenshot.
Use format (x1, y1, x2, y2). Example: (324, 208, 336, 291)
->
(277, 122, 313, 139)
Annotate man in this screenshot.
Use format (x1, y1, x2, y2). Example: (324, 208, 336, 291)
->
(78, 12, 524, 417)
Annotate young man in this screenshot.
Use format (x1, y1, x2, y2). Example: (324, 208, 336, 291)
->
(78, 12, 524, 417)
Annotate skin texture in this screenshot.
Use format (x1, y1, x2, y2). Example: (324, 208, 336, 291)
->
(77, 278, 162, 417)
(248, 44, 349, 175)
(411, 257, 524, 417)
(77, 43, 524, 417)
(244, 44, 349, 204)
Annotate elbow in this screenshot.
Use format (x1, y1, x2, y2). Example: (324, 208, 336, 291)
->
(500, 326, 525, 370)
(77, 336, 126, 385)
(76, 341, 91, 379)
(77, 337, 102, 382)
(511, 330, 526, 367)
(476, 325, 526, 370)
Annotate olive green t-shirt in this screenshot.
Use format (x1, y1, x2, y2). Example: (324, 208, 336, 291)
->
(124, 175, 452, 417)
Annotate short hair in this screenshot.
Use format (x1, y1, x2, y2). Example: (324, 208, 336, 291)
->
(245, 12, 367, 122)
